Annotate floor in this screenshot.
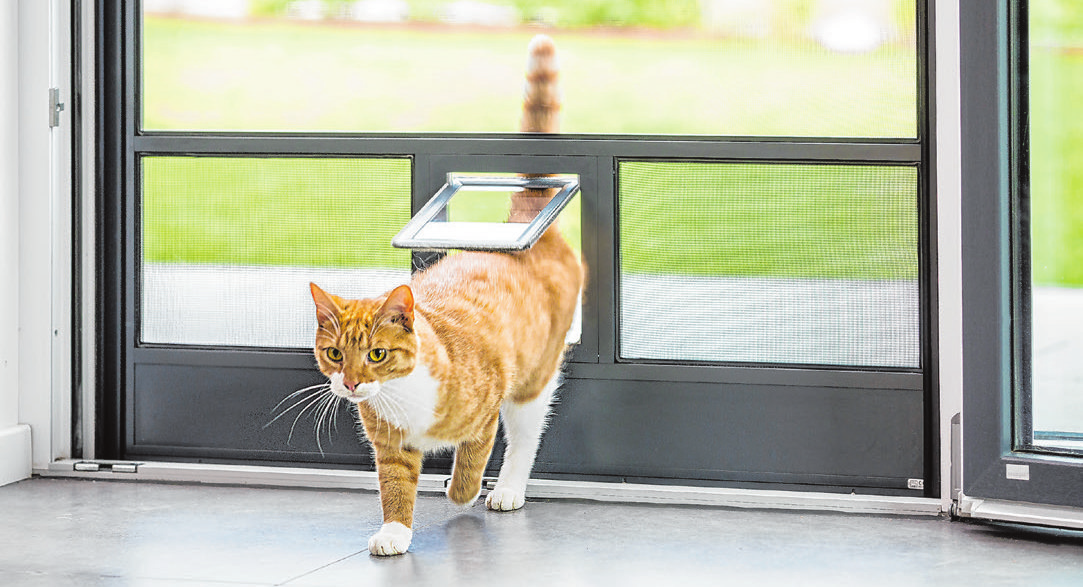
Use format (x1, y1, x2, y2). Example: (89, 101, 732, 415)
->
(2, 478, 1083, 586)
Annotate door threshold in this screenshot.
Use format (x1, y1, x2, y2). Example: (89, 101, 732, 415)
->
(39, 459, 941, 516)
(955, 494, 1083, 530)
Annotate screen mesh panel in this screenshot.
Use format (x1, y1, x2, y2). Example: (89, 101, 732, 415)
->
(141, 157, 412, 348)
(619, 161, 919, 368)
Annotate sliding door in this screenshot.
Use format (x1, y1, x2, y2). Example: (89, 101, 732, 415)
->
(962, 0, 1083, 516)
(98, 0, 935, 496)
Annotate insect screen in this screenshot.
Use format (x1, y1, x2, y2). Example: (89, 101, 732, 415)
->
(618, 161, 920, 368)
(140, 156, 412, 348)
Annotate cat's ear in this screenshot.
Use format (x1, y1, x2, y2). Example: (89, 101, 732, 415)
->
(378, 285, 414, 332)
(310, 282, 341, 324)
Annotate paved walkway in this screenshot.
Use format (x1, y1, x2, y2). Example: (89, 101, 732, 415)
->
(1032, 288, 1083, 435)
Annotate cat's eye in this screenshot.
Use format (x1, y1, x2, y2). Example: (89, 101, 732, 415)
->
(368, 348, 387, 363)
(326, 347, 343, 362)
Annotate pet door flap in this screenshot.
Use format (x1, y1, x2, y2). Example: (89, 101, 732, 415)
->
(392, 174, 580, 252)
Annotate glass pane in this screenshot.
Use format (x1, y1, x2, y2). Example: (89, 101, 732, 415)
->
(1028, 1, 1083, 447)
(142, 0, 916, 137)
(141, 157, 412, 348)
(619, 161, 919, 368)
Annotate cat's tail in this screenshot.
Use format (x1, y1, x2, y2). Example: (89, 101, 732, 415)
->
(510, 35, 561, 224)
(519, 34, 560, 134)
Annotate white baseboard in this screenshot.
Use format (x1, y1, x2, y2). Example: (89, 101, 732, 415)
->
(0, 424, 32, 487)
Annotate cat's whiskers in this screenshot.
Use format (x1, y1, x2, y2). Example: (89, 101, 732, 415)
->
(378, 395, 398, 448)
(373, 393, 403, 430)
(379, 381, 445, 421)
(265, 384, 332, 429)
(287, 389, 334, 447)
(267, 382, 332, 418)
(313, 392, 344, 456)
(370, 387, 415, 432)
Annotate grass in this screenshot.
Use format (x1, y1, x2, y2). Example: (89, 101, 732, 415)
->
(142, 16, 916, 136)
(1029, 47, 1083, 287)
(142, 158, 583, 268)
(139, 16, 1080, 284)
(142, 157, 414, 268)
(619, 162, 918, 280)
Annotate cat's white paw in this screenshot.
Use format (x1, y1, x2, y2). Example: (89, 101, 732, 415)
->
(486, 486, 526, 511)
(368, 522, 412, 556)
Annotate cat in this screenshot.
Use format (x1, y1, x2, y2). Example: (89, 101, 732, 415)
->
(308, 34, 583, 557)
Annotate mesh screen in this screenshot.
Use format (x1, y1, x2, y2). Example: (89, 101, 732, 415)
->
(619, 161, 919, 368)
(141, 157, 412, 348)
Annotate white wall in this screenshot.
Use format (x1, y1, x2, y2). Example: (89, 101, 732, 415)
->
(1, 0, 65, 487)
(0, 0, 32, 487)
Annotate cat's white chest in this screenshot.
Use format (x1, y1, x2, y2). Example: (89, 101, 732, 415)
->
(367, 364, 449, 451)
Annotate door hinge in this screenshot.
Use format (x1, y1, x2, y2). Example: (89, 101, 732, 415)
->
(49, 87, 64, 128)
(73, 461, 140, 474)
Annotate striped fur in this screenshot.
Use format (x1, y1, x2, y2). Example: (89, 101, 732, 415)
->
(309, 35, 583, 556)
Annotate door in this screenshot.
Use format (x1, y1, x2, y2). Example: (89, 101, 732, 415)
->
(98, 0, 935, 496)
(961, 0, 1083, 521)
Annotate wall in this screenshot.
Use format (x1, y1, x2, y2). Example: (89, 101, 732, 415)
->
(0, 0, 32, 487)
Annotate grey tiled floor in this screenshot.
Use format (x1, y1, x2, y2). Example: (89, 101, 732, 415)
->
(2, 478, 1083, 586)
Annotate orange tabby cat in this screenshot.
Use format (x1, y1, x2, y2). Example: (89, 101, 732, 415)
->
(309, 35, 583, 557)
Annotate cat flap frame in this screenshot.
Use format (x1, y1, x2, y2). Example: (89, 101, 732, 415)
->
(392, 174, 580, 251)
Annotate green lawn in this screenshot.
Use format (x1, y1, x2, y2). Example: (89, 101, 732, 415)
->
(142, 16, 916, 136)
(140, 16, 1081, 284)
(1029, 47, 1083, 287)
(143, 157, 414, 269)
(619, 162, 918, 280)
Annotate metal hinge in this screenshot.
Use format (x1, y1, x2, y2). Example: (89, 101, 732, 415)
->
(49, 87, 64, 128)
(73, 461, 140, 474)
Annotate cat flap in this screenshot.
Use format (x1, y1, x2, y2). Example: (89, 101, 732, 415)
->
(391, 174, 580, 252)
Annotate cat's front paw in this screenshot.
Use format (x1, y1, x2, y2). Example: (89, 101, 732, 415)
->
(485, 486, 526, 511)
(446, 481, 482, 507)
(368, 522, 413, 556)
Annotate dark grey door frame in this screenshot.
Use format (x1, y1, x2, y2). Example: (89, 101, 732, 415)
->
(960, 0, 1083, 509)
(96, 0, 940, 496)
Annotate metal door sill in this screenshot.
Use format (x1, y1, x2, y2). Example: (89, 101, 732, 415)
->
(39, 460, 941, 516)
(955, 494, 1083, 530)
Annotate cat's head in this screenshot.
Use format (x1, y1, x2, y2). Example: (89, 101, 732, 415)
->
(309, 282, 418, 402)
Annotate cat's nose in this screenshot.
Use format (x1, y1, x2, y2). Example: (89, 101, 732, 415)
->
(343, 380, 357, 392)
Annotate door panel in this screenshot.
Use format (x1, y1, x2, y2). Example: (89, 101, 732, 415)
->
(540, 376, 923, 490)
(100, 2, 934, 496)
(961, 0, 1083, 514)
